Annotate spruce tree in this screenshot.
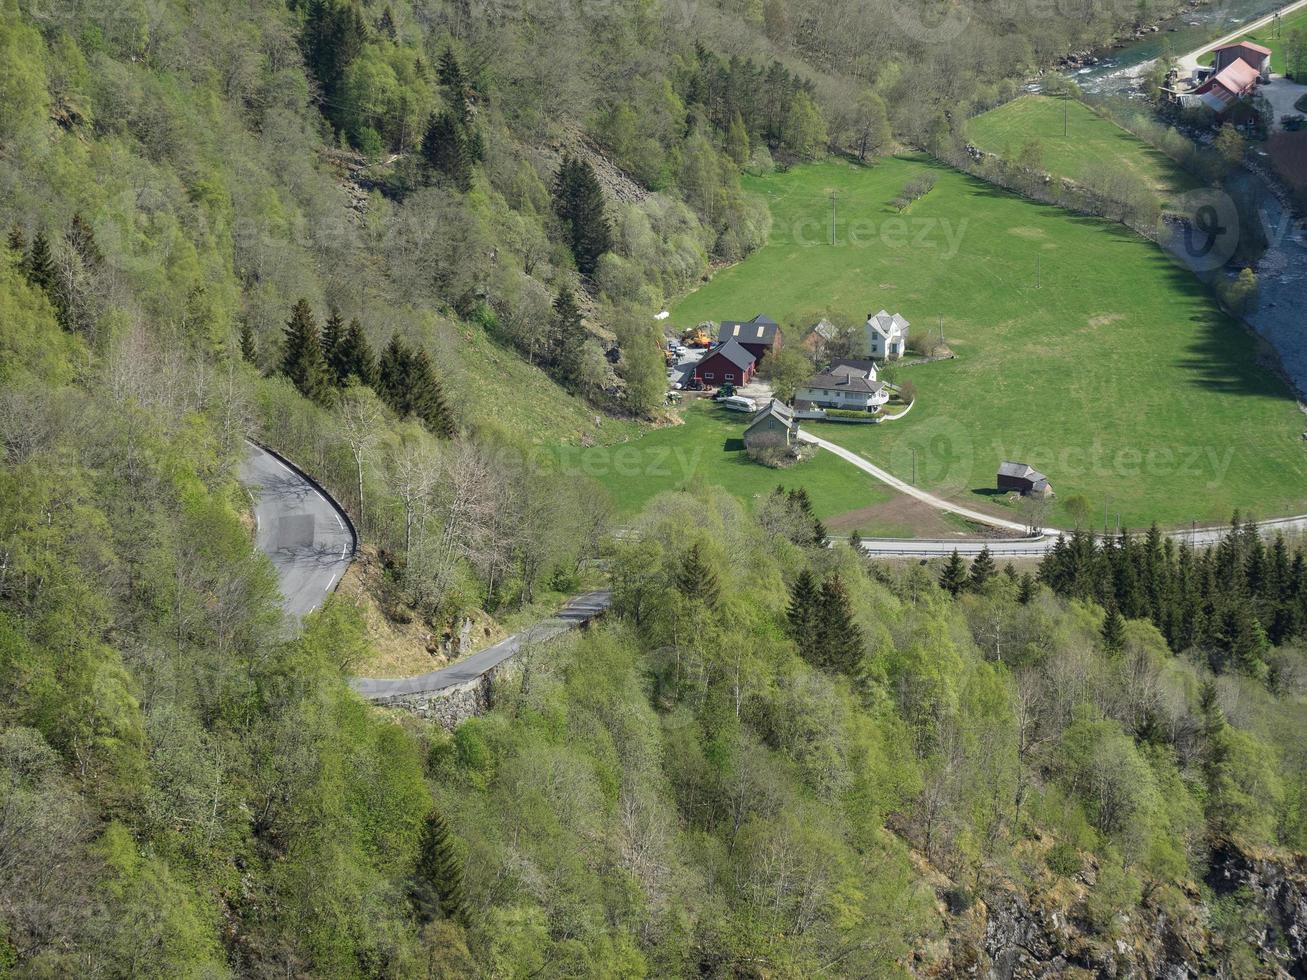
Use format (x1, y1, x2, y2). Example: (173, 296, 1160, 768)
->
(322, 307, 345, 381)
(1100, 602, 1126, 654)
(280, 299, 332, 404)
(411, 349, 455, 437)
(378, 332, 414, 416)
(1017, 572, 1036, 605)
(812, 575, 864, 674)
(67, 213, 101, 267)
(7, 224, 26, 255)
(547, 286, 582, 369)
(848, 529, 863, 552)
(940, 550, 968, 598)
(968, 545, 996, 591)
(439, 46, 469, 122)
(411, 808, 467, 925)
(674, 542, 720, 609)
(238, 320, 257, 364)
(23, 230, 55, 294)
(726, 111, 751, 166)
(786, 569, 819, 646)
(333, 318, 378, 388)
(422, 111, 472, 190)
(552, 155, 612, 275)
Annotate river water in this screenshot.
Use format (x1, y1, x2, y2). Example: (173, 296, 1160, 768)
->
(1068, 1, 1307, 394)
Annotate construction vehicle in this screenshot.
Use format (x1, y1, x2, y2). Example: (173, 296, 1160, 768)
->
(681, 326, 713, 348)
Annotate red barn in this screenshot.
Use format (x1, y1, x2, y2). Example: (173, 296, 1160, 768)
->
(717, 314, 782, 364)
(693, 338, 756, 387)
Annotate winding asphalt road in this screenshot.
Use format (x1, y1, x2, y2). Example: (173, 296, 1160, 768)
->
(240, 440, 610, 700)
(241, 440, 355, 618)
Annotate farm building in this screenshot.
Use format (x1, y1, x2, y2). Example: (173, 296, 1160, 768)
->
(693, 338, 757, 387)
(997, 460, 1053, 498)
(865, 310, 909, 359)
(1212, 40, 1271, 80)
(743, 399, 798, 450)
(717, 314, 783, 363)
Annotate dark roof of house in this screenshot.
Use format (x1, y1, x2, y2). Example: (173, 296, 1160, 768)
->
(830, 358, 878, 378)
(998, 460, 1048, 483)
(719, 314, 781, 346)
(745, 399, 794, 434)
(800, 370, 885, 394)
(704, 338, 756, 371)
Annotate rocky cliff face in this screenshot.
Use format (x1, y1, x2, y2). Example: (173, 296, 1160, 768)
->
(915, 839, 1307, 979)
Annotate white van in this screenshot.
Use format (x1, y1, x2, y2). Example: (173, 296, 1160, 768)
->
(720, 395, 758, 413)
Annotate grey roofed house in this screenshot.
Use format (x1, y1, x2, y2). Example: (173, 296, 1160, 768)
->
(829, 358, 879, 380)
(713, 337, 757, 371)
(718, 313, 781, 346)
(743, 398, 798, 449)
(800, 370, 885, 395)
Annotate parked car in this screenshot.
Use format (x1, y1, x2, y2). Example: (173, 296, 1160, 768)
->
(719, 395, 758, 413)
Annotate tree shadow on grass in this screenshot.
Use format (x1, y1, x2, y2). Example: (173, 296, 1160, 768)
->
(723, 437, 745, 453)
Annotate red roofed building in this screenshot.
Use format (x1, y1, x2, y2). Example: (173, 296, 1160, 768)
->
(1192, 55, 1262, 114)
(692, 338, 757, 387)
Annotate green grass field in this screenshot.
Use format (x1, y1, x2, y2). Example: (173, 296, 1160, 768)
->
(668, 156, 1307, 530)
(550, 400, 896, 524)
(966, 95, 1199, 201)
(1200, 9, 1307, 74)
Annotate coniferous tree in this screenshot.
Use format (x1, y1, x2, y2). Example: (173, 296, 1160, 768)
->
(547, 286, 582, 369)
(786, 569, 819, 647)
(303, 0, 368, 110)
(439, 46, 469, 121)
(410, 349, 455, 437)
(411, 808, 467, 925)
(553, 155, 611, 275)
(726, 111, 750, 165)
(674, 542, 720, 609)
(378, 332, 414, 415)
(1017, 572, 1036, 605)
(321, 307, 345, 379)
(376, 4, 397, 40)
(940, 549, 968, 598)
(422, 111, 472, 190)
(239, 321, 257, 364)
(280, 299, 332, 404)
(23, 229, 55, 294)
(332, 318, 378, 388)
(6, 223, 25, 255)
(1100, 602, 1126, 654)
(848, 529, 863, 552)
(968, 545, 996, 591)
(811, 575, 863, 674)
(66, 213, 101, 267)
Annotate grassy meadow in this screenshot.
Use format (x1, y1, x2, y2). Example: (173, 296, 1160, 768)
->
(965, 95, 1200, 202)
(549, 400, 898, 524)
(667, 155, 1307, 530)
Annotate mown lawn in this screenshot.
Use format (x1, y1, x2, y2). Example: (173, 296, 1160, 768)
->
(549, 399, 893, 520)
(668, 156, 1307, 530)
(965, 95, 1199, 202)
(1200, 9, 1307, 74)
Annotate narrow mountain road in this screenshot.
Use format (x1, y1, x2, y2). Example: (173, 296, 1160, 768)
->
(240, 440, 610, 701)
(240, 440, 355, 619)
(349, 591, 612, 703)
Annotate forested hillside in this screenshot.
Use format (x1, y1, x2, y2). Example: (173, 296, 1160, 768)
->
(8, 0, 1305, 976)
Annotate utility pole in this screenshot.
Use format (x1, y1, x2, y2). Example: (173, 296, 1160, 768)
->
(1064, 98, 1068, 138)
(1035, 254, 1041, 289)
(912, 447, 917, 485)
(830, 190, 837, 246)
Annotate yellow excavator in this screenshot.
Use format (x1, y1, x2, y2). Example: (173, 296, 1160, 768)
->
(681, 326, 713, 348)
